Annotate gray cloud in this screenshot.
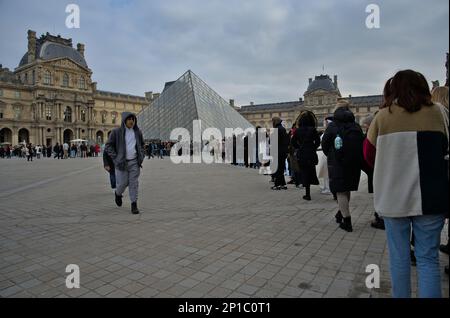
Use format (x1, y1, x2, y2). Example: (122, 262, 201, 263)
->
(0, 0, 448, 105)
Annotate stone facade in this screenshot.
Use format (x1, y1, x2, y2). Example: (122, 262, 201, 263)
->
(239, 74, 382, 131)
(0, 30, 158, 146)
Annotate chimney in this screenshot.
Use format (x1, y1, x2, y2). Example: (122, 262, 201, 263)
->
(77, 43, 85, 57)
(432, 80, 440, 89)
(309, 78, 312, 85)
(229, 99, 235, 107)
(334, 75, 338, 88)
(145, 91, 154, 100)
(27, 30, 36, 63)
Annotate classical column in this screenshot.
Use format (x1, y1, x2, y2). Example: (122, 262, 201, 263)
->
(36, 127, 40, 145)
(12, 128, 18, 145)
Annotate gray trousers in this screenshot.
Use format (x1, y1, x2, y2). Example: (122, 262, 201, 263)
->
(115, 159, 140, 203)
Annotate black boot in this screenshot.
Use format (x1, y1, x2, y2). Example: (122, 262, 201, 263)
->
(131, 202, 140, 214)
(371, 214, 385, 230)
(335, 210, 343, 224)
(114, 191, 122, 207)
(303, 186, 311, 200)
(339, 217, 353, 232)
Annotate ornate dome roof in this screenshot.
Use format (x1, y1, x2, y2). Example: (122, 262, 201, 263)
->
(18, 33, 88, 68)
(306, 75, 338, 93)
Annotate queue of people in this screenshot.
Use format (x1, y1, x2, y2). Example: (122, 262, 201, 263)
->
(0, 142, 103, 160)
(253, 70, 448, 298)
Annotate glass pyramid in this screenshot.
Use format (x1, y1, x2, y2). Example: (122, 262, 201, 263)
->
(137, 70, 254, 141)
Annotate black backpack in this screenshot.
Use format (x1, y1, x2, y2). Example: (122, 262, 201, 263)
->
(335, 123, 364, 167)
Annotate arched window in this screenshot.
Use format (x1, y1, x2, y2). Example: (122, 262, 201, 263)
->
(81, 109, 86, 122)
(45, 105, 52, 120)
(44, 70, 51, 85)
(79, 76, 85, 89)
(62, 73, 69, 87)
(64, 107, 72, 123)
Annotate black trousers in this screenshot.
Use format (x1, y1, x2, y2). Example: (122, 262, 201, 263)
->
(274, 154, 287, 187)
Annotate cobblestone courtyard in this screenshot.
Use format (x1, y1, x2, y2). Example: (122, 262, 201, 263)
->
(0, 157, 448, 298)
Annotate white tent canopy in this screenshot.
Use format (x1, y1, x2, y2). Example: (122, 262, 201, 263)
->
(70, 139, 87, 143)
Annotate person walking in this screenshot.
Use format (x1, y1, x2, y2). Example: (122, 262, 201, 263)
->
(317, 118, 333, 194)
(63, 142, 69, 159)
(35, 145, 41, 159)
(105, 112, 145, 214)
(270, 117, 289, 190)
(53, 143, 60, 159)
(322, 100, 365, 232)
(431, 85, 449, 276)
(291, 111, 321, 200)
(26, 143, 33, 162)
(364, 70, 448, 297)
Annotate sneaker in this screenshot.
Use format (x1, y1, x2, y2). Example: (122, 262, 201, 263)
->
(280, 186, 288, 190)
(271, 186, 281, 190)
(320, 189, 332, 195)
(131, 202, 140, 214)
(114, 191, 122, 207)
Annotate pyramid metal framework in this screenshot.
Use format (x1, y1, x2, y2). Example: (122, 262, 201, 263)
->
(137, 70, 254, 141)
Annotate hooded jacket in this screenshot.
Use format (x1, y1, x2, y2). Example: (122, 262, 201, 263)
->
(321, 107, 363, 192)
(105, 112, 145, 171)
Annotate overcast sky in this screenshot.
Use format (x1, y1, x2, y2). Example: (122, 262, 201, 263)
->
(0, 0, 448, 105)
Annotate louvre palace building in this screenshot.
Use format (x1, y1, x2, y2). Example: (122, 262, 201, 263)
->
(5, 29, 431, 147)
(0, 30, 158, 146)
(238, 74, 383, 131)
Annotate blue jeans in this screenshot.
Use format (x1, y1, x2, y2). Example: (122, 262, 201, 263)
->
(109, 171, 116, 189)
(384, 214, 445, 298)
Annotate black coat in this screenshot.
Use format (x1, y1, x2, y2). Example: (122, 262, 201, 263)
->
(321, 108, 363, 193)
(292, 127, 320, 186)
(275, 124, 289, 158)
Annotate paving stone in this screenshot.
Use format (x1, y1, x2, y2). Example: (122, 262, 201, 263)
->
(0, 158, 447, 299)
